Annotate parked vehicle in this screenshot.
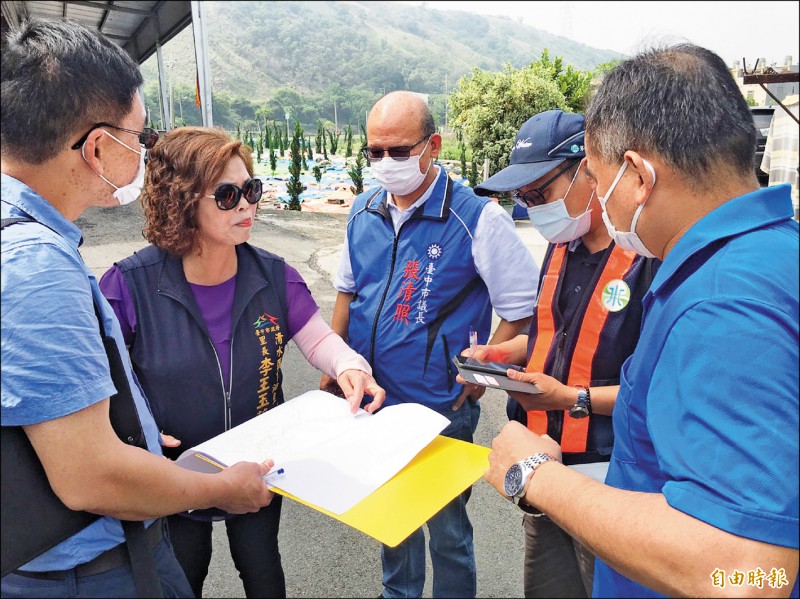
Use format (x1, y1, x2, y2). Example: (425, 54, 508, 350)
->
(750, 106, 776, 186)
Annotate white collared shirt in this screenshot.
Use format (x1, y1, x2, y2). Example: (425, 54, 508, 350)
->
(334, 166, 539, 322)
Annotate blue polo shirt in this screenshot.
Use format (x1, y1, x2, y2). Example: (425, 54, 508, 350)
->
(595, 185, 799, 597)
(1, 173, 162, 572)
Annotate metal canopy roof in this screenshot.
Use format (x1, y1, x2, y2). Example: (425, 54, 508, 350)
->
(1, 1, 191, 65)
(1, 0, 214, 127)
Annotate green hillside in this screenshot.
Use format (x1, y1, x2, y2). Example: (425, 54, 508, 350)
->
(140, 1, 622, 130)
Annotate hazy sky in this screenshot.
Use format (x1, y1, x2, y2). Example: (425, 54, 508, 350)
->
(394, 1, 800, 68)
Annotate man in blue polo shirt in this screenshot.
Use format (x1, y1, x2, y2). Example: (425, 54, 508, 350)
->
(484, 44, 798, 597)
(2, 18, 275, 598)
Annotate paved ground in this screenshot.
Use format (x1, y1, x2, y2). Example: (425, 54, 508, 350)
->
(77, 202, 549, 598)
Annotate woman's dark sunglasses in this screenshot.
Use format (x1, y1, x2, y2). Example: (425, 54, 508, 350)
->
(70, 123, 159, 150)
(512, 160, 580, 208)
(360, 135, 429, 162)
(205, 179, 263, 210)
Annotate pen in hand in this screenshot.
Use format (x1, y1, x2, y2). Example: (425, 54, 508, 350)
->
(263, 467, 285, 486)
(469, 326, 478, 357)
(454, 327, 480, 412)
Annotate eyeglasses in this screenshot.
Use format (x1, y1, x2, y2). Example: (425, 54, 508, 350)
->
(512, 161, 579, 208)
(71, 123, 159, 150)
(360, 135, 430, 162)
(205, 179, 263, 210)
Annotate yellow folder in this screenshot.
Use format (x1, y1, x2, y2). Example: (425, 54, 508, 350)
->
(271, 435, 490, 547)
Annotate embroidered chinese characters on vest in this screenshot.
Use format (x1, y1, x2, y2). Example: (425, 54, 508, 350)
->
(253, 311, 285, 414)
(526, 244, 637, 453)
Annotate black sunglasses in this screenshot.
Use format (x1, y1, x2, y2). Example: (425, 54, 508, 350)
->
(361, 135, 430, 162)
(71, 122, 159, 151)
(512, 160, 579, 208)
(205, 179, 263, 210)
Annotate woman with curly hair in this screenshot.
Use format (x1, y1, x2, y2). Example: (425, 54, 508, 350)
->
(99, 127, 385, 598)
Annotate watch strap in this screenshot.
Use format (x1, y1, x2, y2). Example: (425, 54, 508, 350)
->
(512, 452, 558, 514)
(569, 385, 591, 418)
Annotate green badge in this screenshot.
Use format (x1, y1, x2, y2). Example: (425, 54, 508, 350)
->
(601, 279, 631, 312)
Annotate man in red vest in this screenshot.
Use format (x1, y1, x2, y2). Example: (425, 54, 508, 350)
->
(472, 110, 658, 598)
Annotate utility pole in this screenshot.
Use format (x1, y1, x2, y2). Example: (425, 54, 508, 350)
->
(334, 98, 338, 133)
(444, 74, 448, 132)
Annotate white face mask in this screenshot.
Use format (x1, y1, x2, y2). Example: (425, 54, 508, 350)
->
(81, 129, 145, 205)
(526, 165, 593, 243)
(370, 136, 433, 196)
(597, 159, 657, 258)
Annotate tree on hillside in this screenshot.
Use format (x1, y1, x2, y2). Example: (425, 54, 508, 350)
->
(316, 120, 324, 154)
(532, 49, 594, 113)
(286, 119, 305, 211)
(306, 136, 313, 161)
(449, 61, 568, 179)
(594, 58, 622, 77)
(349, 151, 366, 195)
(345, 125, 353, 158)
(456, 128, 467, 176)
(468, 154, 479, 188)
(327, 129, 341, 155)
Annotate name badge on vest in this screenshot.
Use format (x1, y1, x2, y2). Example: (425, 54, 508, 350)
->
(601, 279, 631, 312)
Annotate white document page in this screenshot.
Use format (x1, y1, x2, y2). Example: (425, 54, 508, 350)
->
(178, 390, 450, 514)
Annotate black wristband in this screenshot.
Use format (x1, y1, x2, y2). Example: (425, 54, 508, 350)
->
(585, 386, 592, 415)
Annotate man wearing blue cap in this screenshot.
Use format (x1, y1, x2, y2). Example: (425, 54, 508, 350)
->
(471, 109, 658, 598)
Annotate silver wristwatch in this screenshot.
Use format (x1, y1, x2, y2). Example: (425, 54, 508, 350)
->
(568, 385, 591, 419)
(503, 453, 558, 513)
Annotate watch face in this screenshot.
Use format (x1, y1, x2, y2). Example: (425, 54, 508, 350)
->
(504, 463, 524, 497)
(569, 404, 590, 419)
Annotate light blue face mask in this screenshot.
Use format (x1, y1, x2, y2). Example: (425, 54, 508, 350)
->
(597, 159, 657, 258)
(526, 165, 593, 243)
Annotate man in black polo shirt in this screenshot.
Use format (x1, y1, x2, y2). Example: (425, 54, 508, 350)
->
(468, 110, 658, 598)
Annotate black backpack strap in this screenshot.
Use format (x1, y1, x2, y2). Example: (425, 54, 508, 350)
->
(1, 216, 162, 596)
(1, 217, 32, 228)
(121, 521, 164, 598)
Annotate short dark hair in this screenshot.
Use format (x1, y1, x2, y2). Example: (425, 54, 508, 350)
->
(1, 18, 143, 164)
(585, 44, 756, 181)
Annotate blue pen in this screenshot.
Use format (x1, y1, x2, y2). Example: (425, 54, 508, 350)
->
(263, 467, 285, 485)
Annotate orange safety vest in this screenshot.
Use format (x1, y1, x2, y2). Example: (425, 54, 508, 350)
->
(526, 243, 638, 453)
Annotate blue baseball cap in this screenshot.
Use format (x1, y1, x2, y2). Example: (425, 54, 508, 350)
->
(474, 110, 585, 196)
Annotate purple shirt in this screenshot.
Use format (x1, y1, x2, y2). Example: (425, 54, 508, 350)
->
(100, 262, 318, 389)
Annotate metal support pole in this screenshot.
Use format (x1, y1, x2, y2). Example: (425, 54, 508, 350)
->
(191, 1, 214, 127)
(155, 41, 171, 131)
(760, 84, 800, 126)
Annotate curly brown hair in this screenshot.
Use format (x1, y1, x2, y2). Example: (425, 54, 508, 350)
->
(142, 127, 254, 256)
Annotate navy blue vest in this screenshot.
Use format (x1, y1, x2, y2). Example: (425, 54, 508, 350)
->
(117, 243, 288, 460)
(346, 168, 492, 411)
